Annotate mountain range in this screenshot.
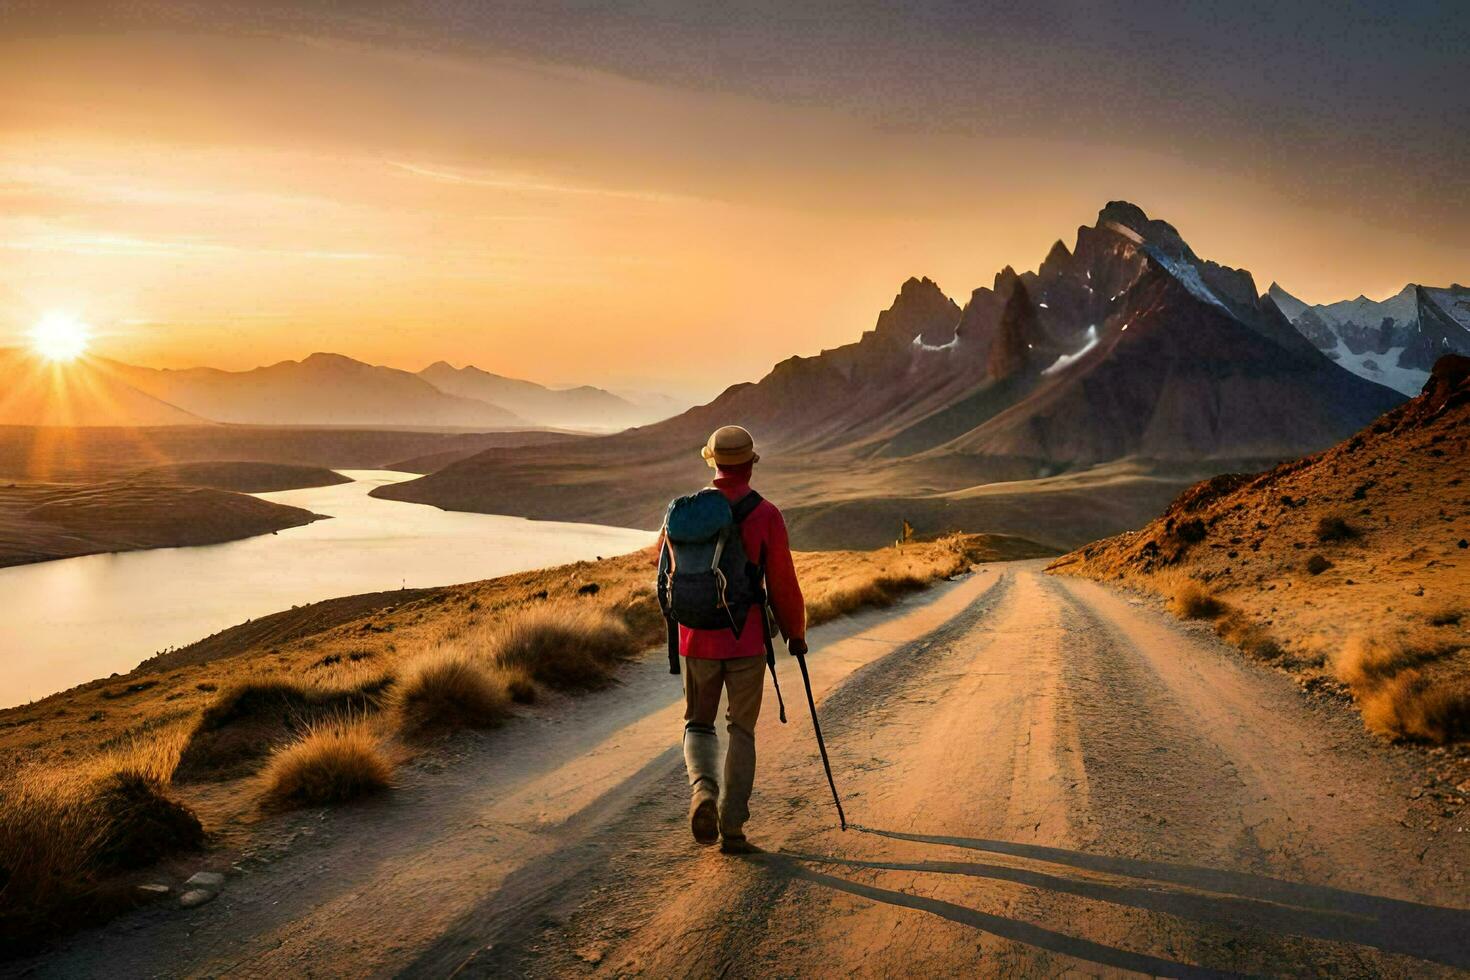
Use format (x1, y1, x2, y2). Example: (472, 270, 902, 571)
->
(1267, 282, 1470, 395)
(416, 362, 652, 430)
(0, 351, 672, 431)
(375, 201, 1406, 548)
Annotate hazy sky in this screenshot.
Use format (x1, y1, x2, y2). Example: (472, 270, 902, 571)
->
(1, 1, 1465, 399)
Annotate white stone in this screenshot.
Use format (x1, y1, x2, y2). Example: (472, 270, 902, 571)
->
(184, 871, 225, 889)
(179, 889, 215, 909)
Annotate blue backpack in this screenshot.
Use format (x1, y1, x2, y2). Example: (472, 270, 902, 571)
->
(657, 488, 766, 672)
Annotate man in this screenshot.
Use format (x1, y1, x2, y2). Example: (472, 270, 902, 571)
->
(661, 425, 806, 854)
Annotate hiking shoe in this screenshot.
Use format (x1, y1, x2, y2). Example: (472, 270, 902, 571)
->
(689, 796, 719, 845)
(719, 834, 762, 855)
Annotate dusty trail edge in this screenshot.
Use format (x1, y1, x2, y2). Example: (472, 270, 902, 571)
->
(13, 562, 1469, 979)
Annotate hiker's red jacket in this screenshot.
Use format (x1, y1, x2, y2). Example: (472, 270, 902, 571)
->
(678, 473, 806, 660)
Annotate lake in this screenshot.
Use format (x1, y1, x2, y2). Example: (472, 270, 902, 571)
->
(0, 470, 655, 707)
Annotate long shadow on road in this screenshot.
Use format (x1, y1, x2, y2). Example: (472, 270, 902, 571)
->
(761, 826, 1470, 974)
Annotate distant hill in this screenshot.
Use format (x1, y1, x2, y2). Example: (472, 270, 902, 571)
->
(0, 480, 323, 568)
(130, 461, 351, 493)
(417, 361, 657, 430)
(112, 352, 525, 428)
(1268, 283, 1470, 396)
(375, 201, 1404, 546)
(0, 350, 204, 427)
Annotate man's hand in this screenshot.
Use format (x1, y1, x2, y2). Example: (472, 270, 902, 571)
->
(788, 636, 808, 657)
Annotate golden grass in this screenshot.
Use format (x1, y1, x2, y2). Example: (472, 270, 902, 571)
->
(261, 719, 394, 809)
(807, 571, 928, 625)
(0, 727, 202, 948)
(1359, 671, 1470, 744)
(489, 603, 637, 690)
(1333, 633, 1467, 743)
(1167, 577, 1225, 620)
(1333, 634, 1434, 689)
(175, 669, 393, 782)
(393, 648, 514, 736)
(1214, 613, 1284, 661)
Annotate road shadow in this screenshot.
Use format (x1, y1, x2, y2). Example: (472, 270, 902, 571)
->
(754, 826, 1470, 973)
(752, 854, 1245, 979)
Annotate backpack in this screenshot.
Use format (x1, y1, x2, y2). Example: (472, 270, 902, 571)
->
(657, 488, 767, 673)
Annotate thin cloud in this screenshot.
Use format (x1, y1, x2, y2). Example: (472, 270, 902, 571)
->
(0, 232, 384, 261)
(387, 160, 693, 204)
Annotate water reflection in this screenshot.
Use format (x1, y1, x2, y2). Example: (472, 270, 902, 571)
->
(0, 471, 653, 707)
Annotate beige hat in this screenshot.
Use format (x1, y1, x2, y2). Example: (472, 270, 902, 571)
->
(701, 425, 760, 469)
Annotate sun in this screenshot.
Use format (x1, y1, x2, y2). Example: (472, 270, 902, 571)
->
(29, 312, 92, 362)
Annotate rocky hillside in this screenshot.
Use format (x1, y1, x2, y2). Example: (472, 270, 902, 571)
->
(1050, 355, 1469, 744)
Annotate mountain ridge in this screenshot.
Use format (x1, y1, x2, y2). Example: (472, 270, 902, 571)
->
(1269, 281, 1470, 395)
(373, 200, 1405, 543)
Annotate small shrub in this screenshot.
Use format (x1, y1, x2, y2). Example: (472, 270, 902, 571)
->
(1168, 579, 1224, 620)
(1305, 554, 1332, 575)
(394, 650, 513, 736)
(261, 721, 393, 808)
(1424, 603, 1462, 627)
(1175, 519, 1207, 544)
(491, 604, 637, 690)
(1315, 516, 1359, 543)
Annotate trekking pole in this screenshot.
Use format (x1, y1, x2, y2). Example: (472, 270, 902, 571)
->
(793, 652, 847, 831)
(761, 606, 787, 723)
(766, 655, 787, 723)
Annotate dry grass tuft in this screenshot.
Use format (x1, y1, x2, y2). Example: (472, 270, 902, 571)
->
(1333, 633, 1467, 743)
(807, 571, 928, 626)
(261, 720, 394, 808)
(1215, 613, 1283, 661)
(175, 670, 393, 782)
(393, 649, 513, 736)
(1168, 578, 1225, 620)
(1359, 671, 1470, 743)
(1333, 634, 1436, 689)
(0, 730, 202, 949)
(489, 604, 637, 690)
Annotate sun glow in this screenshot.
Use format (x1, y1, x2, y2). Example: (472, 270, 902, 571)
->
(29, 312, 92, 362)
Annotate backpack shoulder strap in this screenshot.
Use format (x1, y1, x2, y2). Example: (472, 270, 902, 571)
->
(730, 490, 764, 525)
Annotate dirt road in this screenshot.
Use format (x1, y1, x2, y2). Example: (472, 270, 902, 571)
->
(16, 564, 1469, 978)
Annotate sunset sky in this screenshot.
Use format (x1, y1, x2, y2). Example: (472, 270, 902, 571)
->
(1, 2, 1465, 400)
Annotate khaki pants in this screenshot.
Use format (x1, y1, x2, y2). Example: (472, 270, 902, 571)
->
(683, 654, 765, 836)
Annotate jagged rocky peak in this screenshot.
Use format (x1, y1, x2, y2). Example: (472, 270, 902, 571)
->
(1095, 200, 1191, 258)
(873, 276, 961, 346)
(987, 280, 1045, 380)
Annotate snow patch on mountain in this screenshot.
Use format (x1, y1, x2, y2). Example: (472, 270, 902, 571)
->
(912, 334, 959, 352)
(1042, 326, 1100, 376)
(1144, 246, 1229, 312)
(1324, 342, 1425, 396)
